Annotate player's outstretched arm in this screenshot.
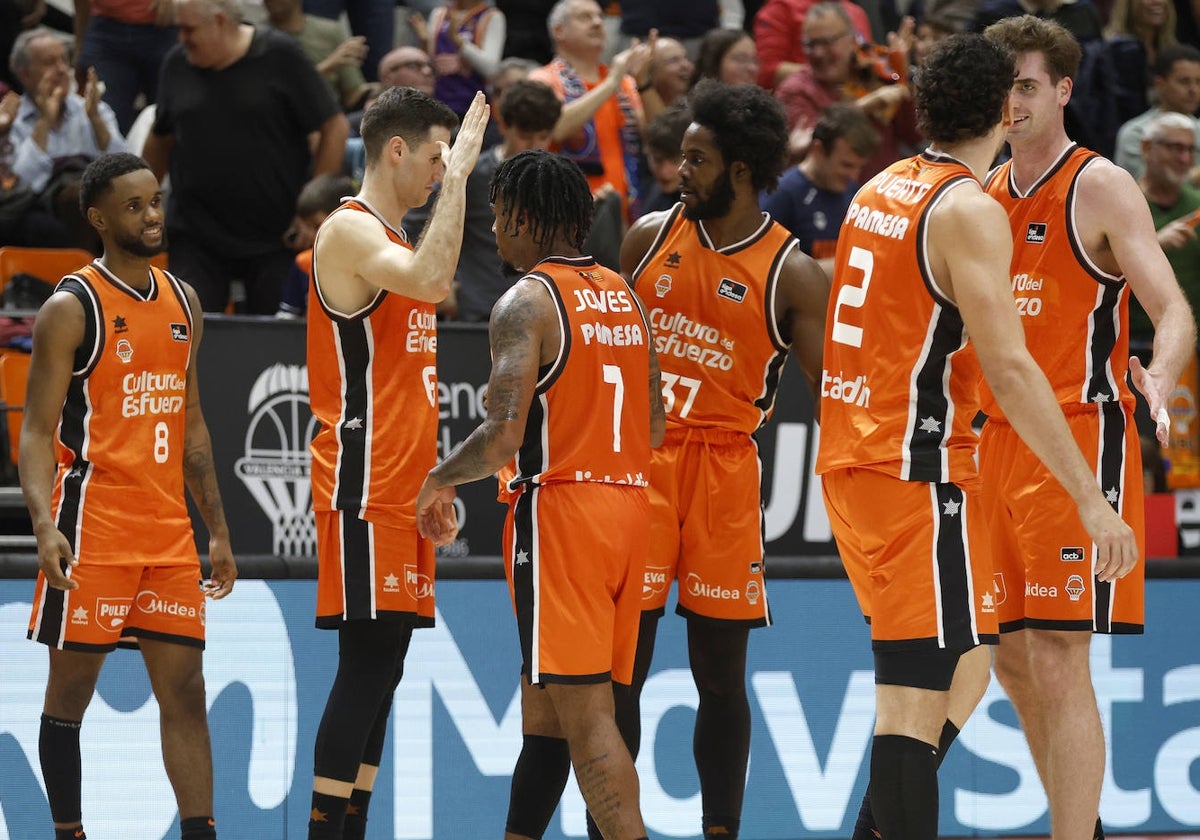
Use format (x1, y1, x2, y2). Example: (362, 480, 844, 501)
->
(937, 187, 1138, 583)
(1078, 160, 1197, 440)
(180, 283, 236, 598)
(775, 243, 830, 421)
(20, 292, 85, 591)
(416, 277, 557, 540)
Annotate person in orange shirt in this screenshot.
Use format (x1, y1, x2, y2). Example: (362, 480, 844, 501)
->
(817, 33, 1140, 840)
(305, 87, 488, 840)
(23, 152, 236, 840)
(980, 17, 1196, 840)
(416, 150, 665, 840)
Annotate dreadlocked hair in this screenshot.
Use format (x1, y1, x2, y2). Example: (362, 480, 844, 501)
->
(489, 150, 594, 251)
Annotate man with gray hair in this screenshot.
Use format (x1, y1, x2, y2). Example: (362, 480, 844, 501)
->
(142, 0, 349, 314)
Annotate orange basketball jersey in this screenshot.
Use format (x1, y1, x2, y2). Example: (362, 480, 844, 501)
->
(816, 151, 983, 484)
(308, 199, 438, 528)
(51, 262, 197, 565)
(507, 256, 651, 492)
(630, 204, 796, 435)
(983, 145, 1133, 416)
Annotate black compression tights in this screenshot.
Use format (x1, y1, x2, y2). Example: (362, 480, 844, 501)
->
(313, 620, 413, 782)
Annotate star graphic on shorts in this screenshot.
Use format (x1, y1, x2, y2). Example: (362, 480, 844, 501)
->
(68, 465, 83, 479)
(383, 573, 399, 589)
(1092, 391, 1111, 403)
(72, 606, 88, 621)
(515, 549, 530, 565)
(311, 808, 328, 823)
(346, 804, 360, 815)
(344, 417, 364, 430)
(918, 416, 942, 433)
(981, 590, 994, 609)
(1106, 487, 1120, 503)
(942, 499, 961, 517)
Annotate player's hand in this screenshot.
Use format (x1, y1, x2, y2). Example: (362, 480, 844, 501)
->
(204, 538, 237, 599)
(1157, 218, 1197, 251)
(438, 91, 489, 186)
(35, 522, 77, 591)
(0, 91, 19, 135)
(416, 477, 460, 546)
(1129, 355, 1173, 444)
(1079, 498, 1138, 582)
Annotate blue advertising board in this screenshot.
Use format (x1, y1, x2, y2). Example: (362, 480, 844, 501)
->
(2, 578, 1199, 839)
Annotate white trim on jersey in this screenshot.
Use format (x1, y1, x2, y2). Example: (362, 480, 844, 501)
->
(361, 319, 376, 517)
(928, 483, 947, 649)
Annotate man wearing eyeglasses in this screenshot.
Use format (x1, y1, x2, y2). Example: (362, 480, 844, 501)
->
(1114, 43, 1200, 180)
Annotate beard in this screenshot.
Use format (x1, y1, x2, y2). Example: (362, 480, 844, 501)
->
(682, 169, 736, 221)
(114, 226, 168, 258)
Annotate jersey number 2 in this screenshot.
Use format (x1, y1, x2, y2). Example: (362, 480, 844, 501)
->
(831, 246, 873, 348)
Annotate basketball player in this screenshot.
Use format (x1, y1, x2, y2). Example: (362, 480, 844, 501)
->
(415, 150, 665, 840)
(816, 33, 1139, 840)
(305, 87, 488, 840)
(978, 17, 1196, 840)
(23, 152, 236, 840)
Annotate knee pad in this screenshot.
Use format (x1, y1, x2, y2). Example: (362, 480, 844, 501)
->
(874, 646, 963, 691)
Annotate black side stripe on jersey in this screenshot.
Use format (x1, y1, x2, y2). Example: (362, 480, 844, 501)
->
(528, 272, 571, 397)
(340, 512, 375, 619)
(1083, 283, 1124, 404)
(905, 309, 966, 483)
(332, 318, 372, 512)
(162, 269, 195, 334)
(751, 238, 798, 426)
(33, 582, 68, 647)
(933, 483, 979, 651)
(1093, 401, 1126, 632)
(55, 377, 91, 555)
(511, 488, 538, 679)
(57, 275, 103, 377)
(630, 203, 684, 284)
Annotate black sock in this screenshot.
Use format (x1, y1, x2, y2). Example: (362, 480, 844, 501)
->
(1095, 818, 1105, 840)
(870, 734, 940, 840)
(703, 814, 741, 838)
(308, 791, 349, 839)
(181, 815, 217, 839)
(40, 715, 83, 827)
(505, 734, 571, 838)
(853, 719, 960, 840)
(343, 788, 372, 840)
(54, 830, 84, 840)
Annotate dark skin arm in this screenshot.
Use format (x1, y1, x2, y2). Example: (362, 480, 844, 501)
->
(773, 245, 830, 422)
(20, 292, 86, 590)
(180, 283, 236, 599)
(415, 278, 557, 542)
(630, 290, 666, 447)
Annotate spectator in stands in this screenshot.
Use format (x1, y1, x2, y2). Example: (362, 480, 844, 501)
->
(969, 0, 1103, 42)
(1100, 0, 1177, 145)
(1132, 111, 1200, 343)
(690, 26, 760, 85)
(378, 44, 437, 95)
(529, 0, 653, 223)
(761, 101, 878, 275)
(1115, 43, 1200, 179)
(143, 0, 348, 314)
(265, 0, 375, 110)
(775, 3, 921, 179)
(640, 101, 689, 213)
(404, 78, 562, 321)
(303, 0, 392, 83)
(498, 0, 556, 64)
(8, 27, 127, 251)
(72, 0, 177, 134)
(276, 172, 355, 318)
(411, 0, 506, 119)
(753, 0, 873, 88)
(911, 10, 958, 66)
(645, 36, 692, 106)
(616, 0, 744, 57)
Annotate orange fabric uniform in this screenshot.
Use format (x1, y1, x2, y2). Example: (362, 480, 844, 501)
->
(816, 152, 999, 651)
(308, 199, 439, 627)
(28, 262, 204, 651)
(504, 256, 651, 684)
(630, 204, 798, 625)
(981, 145, 1145, 633)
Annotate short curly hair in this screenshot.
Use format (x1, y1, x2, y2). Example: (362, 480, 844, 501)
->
(688, 79, 789, 192)
(915, 33, 1015, 144)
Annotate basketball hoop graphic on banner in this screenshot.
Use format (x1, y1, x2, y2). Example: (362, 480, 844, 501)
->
(235, 364, 319, 556)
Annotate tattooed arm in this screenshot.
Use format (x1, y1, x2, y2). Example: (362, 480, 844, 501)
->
(181, 283, 236, 598)
(416, 278, 558, 542)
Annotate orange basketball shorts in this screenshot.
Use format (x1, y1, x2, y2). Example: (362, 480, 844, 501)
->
(505, 481, 649, 685)
(29, 562, 206, 651)
(978, 403, 1145, 634)
(822, 467, 998, 652)
(315, 510, 436, 628)
(643, 428, 769, 626)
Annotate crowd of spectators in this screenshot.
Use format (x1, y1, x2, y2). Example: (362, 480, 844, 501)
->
(4, 0, 1200, 321)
